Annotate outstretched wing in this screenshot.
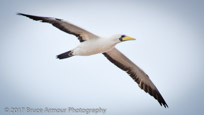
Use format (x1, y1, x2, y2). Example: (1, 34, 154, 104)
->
(17, 13, 98, 42)
(103, 48, 168, 108)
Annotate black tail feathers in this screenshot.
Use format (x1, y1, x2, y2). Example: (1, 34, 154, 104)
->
(57, 50, 73, 59)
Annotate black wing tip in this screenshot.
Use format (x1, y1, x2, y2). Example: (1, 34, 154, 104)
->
(16, 12, 21, 15)
(160, 101, 169, 108)
(141, 82, 168, 108)
(17, 13, 34, 19)
(17, 12, 28, 16)
(164, 104, 169, 108)
(157, 93, 169, 108)
(17, 12, 43, 21)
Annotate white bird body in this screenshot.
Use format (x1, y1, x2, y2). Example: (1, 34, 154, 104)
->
(73, 36, 120, 56)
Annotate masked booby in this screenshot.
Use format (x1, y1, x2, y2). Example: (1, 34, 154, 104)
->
(18, 13, 168, 108)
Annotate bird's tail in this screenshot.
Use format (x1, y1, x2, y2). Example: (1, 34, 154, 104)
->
(57, 50, 73, 59)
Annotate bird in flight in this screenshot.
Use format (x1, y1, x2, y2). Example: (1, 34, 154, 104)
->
(18, 13, 168, 108)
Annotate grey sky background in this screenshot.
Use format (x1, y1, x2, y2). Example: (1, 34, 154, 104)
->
(0, 0, 204, 115)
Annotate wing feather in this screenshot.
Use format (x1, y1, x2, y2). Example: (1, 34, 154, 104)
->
(17, 13, 98, 42)
(103, 48, 168, 108)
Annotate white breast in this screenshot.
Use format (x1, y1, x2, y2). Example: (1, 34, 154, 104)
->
(73, 38, 119, 56)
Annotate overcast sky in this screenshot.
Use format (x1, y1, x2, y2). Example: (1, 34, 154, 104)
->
(0, 0, 204, 115)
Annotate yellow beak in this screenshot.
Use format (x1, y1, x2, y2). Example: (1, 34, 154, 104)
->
(122, 36, 136, 41)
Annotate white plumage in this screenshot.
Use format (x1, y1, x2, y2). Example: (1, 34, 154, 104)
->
(73, 35, 121, 56)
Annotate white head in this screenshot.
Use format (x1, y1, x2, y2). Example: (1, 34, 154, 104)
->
(110, 34, 136, 43)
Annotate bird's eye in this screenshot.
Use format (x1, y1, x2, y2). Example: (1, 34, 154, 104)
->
(121, 35, 126, 38)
